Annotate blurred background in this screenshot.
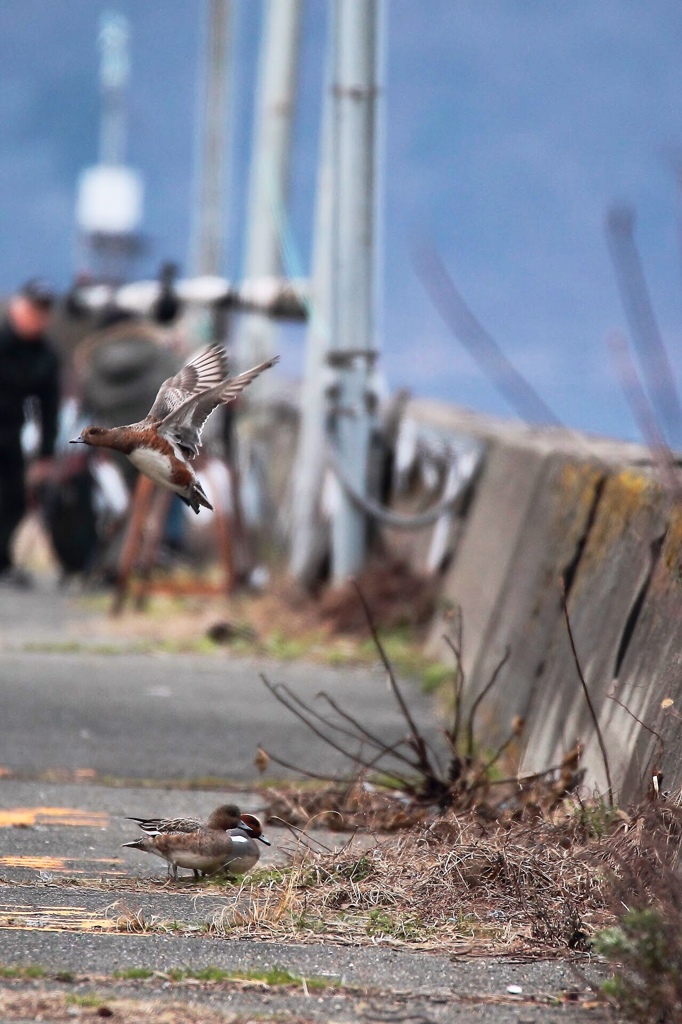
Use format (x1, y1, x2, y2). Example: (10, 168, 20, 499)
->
(2, 0, 682, 440)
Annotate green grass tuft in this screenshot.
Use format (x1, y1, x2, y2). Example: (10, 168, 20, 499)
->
(0, 964, 47, 979)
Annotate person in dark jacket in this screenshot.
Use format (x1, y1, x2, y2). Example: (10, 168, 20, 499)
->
(0, 279, 60, 584)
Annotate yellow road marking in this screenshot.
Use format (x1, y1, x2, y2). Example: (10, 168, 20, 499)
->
(0, 854, 125, 875)
(0, 807, 109, 828)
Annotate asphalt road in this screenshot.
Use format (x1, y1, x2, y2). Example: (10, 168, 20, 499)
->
(0, 580, 444, 782)
(0, 650, 444, 782)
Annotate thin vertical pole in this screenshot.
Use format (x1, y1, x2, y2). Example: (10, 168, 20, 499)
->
(98, 12, 130, 166)
(289, 15, 334, 583)
(193, 0, 233, 276)
(235, 0, 303, 383)
(330, 0, 380, 583)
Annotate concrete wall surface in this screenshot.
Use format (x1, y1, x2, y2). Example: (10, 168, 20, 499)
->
(409, 399, 682, 802)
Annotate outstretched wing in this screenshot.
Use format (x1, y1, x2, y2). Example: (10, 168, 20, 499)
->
(147, 344, 230, 422)
(158, 356, 279, 457)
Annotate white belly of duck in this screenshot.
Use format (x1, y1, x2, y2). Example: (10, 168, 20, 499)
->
(128, 445, 190, 497)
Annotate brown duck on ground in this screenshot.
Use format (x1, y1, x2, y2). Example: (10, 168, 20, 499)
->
(122, 814, 271, 880)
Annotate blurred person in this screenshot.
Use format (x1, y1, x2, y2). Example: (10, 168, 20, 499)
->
(151, 261, 182, 325)
(0, 279, 60, 585)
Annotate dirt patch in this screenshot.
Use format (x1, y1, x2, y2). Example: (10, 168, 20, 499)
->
(317, 560, 439, 634)
(0, 984, 314, 1023)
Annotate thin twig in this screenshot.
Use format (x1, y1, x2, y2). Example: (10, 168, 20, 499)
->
(475, 730, 519, 782)
(267, 816, 337, 854)
(316, 693, 424, 773)
(487, 759, 585, 789)
(442, 634, 465, 746)
(260, 675, 382, 776)
(559, 578, 614, 807)
(288, 687, 391, 754)
(608, 330, 680, 500)
(605, 204, 682, 444)
(261, 675, 416, 784)
(258, 748, 345, 783)
(466, 648, 510, 760)
(606, 691, 665, 762)
(284, 685, 413, 784)
(352, 580, 434, 775)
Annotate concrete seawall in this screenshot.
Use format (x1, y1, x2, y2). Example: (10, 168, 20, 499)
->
(408, 399, 682, 802)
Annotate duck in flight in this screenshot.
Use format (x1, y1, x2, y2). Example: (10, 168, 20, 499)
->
(71, 344, 277, 513)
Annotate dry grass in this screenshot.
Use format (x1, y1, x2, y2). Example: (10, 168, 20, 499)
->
(198, 798, 681, 964)
(200, 803, 624, 954)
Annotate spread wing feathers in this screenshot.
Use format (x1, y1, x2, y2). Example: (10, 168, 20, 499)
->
(148, 344, 230, 422)
(158, 356, 279, 457)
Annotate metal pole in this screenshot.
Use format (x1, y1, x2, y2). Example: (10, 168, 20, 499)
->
(192, 0, 233, 277)
(289, 16, 334, 583)
(98, 11, 130, 166)
(235, 0, 303, 382)
(330, 0, 380, 583)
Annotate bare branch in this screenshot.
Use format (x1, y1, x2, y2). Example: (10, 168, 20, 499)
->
(476, 729, 519, 782)
(260, 675, 419, 783)
(316, 692, 424, 773)
(442, 634, 465, 747)
(258, 747, 347, 783)
(259, 675, 380, 775)
(486, 761, 582, 788)
(559, 578, 614, 807)
(466, 648, 510, 760)
(267, 816, 337, 854)
(607, 691, 665, 762)
(352, 580, 435, 776)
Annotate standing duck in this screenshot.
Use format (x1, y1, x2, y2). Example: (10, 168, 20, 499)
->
(122, 813, 271, 880)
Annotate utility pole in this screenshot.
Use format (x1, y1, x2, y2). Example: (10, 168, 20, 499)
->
(330, 0, 380, 583)
(193, 0, 233, 277)
(289, 22, 334, 584)
(235, 0, 303, 386)
(98, 11, 129, 166)
(75, 11, 143, 283)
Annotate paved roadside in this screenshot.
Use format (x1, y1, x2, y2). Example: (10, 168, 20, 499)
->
(0, 579, 442, 782)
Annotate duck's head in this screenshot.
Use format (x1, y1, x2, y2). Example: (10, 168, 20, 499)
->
(70, 425, 110, 447)
(239, 813, 271, 845)
(207, 804, 242, 831)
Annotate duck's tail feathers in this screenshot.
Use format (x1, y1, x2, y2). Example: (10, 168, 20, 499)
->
(180, 481, 214, 515)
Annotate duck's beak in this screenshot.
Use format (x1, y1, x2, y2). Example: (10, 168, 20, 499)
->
(69, 437, 84, 444)
(256, 833, 271, 845)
